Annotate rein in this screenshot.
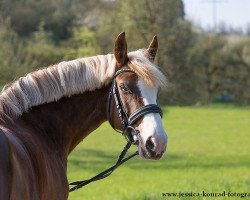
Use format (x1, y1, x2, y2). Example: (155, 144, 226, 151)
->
(69, 68, 162, 192)
(69, 141, 138, 192)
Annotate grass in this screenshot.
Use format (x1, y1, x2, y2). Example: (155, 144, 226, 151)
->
(68, 106, 250, 199)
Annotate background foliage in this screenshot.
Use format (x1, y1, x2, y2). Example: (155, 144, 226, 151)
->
(0, 0, 250, 105)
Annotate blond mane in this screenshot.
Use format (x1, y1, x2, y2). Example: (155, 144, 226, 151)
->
(0, 50, 166, 118)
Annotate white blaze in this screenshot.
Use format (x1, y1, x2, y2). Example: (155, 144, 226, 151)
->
(137, 79, 168, 156)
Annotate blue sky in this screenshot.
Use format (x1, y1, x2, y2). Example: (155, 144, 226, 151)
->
(183, 0, 250, 30)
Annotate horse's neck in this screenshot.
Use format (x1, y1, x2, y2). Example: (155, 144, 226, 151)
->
(15, 85, 110, 158)
(1, 83, 110, 199)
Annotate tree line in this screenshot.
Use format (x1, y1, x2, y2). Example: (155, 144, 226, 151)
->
(0, 0, 249, 105)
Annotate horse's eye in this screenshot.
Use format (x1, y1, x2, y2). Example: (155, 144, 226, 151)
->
(119, 83, 131, 94)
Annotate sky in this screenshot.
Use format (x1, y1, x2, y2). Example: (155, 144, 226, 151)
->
(183, 0, 250, 31)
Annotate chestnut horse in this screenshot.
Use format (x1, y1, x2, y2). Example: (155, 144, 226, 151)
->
(0, 32, 167, 200)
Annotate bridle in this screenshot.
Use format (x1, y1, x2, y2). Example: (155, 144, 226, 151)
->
(107, 68, 163, 143)
(69, 68, 163, 192)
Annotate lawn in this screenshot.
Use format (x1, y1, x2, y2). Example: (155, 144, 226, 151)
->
(67, 106, 250, 200)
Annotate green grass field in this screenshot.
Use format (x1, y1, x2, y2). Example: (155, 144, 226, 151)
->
(67, 105, 250, 200)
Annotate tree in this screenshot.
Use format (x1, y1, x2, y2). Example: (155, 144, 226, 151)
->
(62, 26, 100, 60)
(188, 35, 227, 104)
(0, 18, 26, 85)
(25, 23, 64, 69)
(0, 0, 75, 42)
(0, 19, 64, 85)
(160, 20, 197, 105)
(223, 38, 250, 104)
(97, 0, 184, 51)
(97, 0, 198, 105)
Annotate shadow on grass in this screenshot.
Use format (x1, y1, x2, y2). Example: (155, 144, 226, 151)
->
(68, 148, 250, 172)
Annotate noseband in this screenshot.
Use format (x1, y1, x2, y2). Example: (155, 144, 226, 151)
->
(69, 68, 163, 192)
(107, 68, 163, 143)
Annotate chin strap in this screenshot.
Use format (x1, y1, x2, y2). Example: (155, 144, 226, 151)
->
(69, 141, 138, 192)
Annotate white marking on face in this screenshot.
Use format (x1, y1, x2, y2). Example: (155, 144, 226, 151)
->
(137, 79, 168, 159)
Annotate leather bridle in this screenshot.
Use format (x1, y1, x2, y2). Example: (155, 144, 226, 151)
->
(107, 68, 163, 144)
(69, 68, 163, 192)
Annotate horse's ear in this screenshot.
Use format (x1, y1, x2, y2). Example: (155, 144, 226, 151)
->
(146, 36, 158, 62)
(114, 32, 128, 67)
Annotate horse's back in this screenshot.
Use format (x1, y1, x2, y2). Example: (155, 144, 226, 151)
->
(0, 129, 11, 200)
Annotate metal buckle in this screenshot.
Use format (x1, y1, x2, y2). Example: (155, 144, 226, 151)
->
(124, 126, 138, 144)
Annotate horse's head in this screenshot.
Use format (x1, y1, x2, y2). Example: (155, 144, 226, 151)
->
(108, 32, 167, 160)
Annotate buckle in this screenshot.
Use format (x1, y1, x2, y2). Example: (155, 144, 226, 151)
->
(123, 126, 138, 144)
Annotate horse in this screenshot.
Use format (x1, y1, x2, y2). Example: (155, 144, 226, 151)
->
(0, 32, 168, 200)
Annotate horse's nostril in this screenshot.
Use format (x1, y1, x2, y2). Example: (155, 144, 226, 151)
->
(146, 137, 155, 151)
